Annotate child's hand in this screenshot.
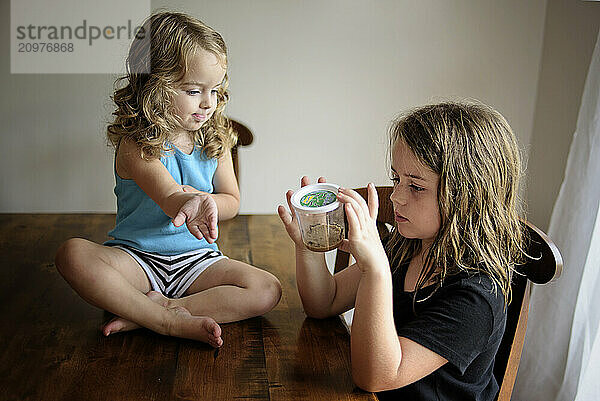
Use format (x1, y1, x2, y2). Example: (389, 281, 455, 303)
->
(278, 176, 327, 248)
(337, 183, 389, 273)
(181, 185, 199, 193)
(172, 193, 219, 243)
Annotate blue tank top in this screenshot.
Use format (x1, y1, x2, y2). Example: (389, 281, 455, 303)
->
(105, 145, 219, 255)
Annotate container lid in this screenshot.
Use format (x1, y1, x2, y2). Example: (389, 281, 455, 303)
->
(290, 183, 341, 214)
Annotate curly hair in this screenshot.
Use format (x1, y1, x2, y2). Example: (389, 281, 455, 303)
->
(384, 102, 527, 306)
(106, 11, 236, 160)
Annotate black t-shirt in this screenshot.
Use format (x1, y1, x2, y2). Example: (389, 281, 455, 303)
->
(377, 264, 507, 401)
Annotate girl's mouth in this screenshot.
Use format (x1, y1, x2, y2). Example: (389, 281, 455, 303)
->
(192, 113, 207, 121)
(395, 213, 409, 223)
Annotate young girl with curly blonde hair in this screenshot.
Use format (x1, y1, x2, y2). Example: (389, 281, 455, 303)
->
(279, 102, 525, 400)
(55, 12, 281, 347)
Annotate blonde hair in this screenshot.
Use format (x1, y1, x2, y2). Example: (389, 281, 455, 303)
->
(106, 11, 236, 159)
(385, 101, 526, 305)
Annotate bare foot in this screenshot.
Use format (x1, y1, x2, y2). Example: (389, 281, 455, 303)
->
(102, 291, 168, 336)
(167, 306, 223, 348)
(101, 291, 223, 348)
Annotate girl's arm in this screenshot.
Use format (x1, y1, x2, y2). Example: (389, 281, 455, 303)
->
(207, 147, 240, 220)
(278, 176, 361, 318)
(295, 247, 362, 318)
(181, 148, 239, 220)
(351, 268, 448, 391)
(337, 185, 447, 392)
(116, 139, 236, 242)
(180, 148, 240, 220)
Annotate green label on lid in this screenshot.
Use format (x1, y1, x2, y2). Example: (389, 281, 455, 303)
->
(300, 190, 337, 208)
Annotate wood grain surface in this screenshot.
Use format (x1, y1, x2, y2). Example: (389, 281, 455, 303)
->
(0, 214, 376, 401)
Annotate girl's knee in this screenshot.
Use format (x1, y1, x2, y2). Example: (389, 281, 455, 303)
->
(55, 238, 91, 275)
(254, 273, 282, 314)
(267, 273, 282, 301)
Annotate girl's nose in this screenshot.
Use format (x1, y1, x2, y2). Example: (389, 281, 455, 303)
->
(390, 185, 408, 206)
(199, 93, 214, 109)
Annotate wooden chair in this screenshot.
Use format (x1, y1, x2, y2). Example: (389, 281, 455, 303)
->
(333, 186, 563, 401)
(230, 119, 254, 182)
(493, 220, 562, 401)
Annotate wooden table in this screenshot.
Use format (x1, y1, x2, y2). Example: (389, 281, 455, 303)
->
(0, 214, 376, 401)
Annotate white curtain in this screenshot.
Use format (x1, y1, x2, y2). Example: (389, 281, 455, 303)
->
(512, 30, 600, 401)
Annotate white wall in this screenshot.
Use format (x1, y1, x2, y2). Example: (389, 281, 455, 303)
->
(1, 0, 548, 214)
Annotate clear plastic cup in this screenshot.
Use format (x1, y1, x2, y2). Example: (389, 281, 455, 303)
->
(290, 183, 345, 252)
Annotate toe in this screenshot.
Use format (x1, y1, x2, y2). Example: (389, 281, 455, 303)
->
(102, 322, 118, 336)
(212, 324, 222, 338)
(211, 337, 223, 348)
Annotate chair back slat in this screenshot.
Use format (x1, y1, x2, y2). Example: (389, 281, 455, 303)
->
(521, 221, 563, 284)
(494, 220, 562, 400)
(229, 119, 254, 182)
(494, 274, 530, 401)
(231, 119, 254, 146)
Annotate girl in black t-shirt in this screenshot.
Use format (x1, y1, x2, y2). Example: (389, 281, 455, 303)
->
(278, 101, 527, 401)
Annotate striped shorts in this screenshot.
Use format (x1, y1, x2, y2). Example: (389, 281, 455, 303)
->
(114, 245, 227, 299)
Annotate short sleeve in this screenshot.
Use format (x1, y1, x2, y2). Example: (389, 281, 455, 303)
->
(396, 284, 496, 374)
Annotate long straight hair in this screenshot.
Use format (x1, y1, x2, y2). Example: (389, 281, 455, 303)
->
(385, 102, 527, 306)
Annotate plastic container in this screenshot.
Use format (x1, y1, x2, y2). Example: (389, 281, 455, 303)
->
(290, 183, 345, 252)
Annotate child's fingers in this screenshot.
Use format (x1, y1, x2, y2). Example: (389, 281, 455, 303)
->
(345, 202, 362, 238)
(187, 223, 205, 241)
(278, 204, 300, 234)
(285, 190, 296, 218)
(174, 196, 202, 228)
(172, 211, 186, 227)
(208, 222, 218, 242)
(277, 205, 292, 225)
(340, 187, 369, 210)
(197, 221, 214, 244)
(203, 217, 218, 242)
(300, 176, 327, 187)
(367, 183, 379, 220)
(339, 191, 367, 230)
(208, 211, 218, 233)
(278, 204, 304, 245)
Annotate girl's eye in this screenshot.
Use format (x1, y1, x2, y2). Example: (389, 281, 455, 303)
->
(410, 184, 425, 192)
(211, 89, 219, 95)
(186, 90, 200, 95)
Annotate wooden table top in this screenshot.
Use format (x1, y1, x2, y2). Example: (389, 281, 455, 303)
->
(0, 214, 376, 401)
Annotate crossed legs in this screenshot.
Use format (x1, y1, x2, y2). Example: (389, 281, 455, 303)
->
(54, 238, 282, 347)
(102, 258, 283, 335)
